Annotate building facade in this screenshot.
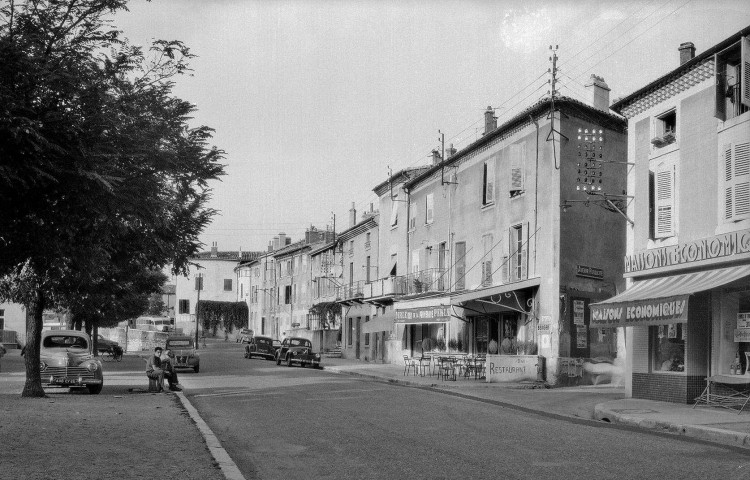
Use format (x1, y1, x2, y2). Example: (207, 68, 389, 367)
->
(595, 29, 750, 403)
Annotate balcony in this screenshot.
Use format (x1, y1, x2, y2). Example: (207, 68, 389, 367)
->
(337, 280, 365, 302)
(365, 276, 408, 298)
(405, 268, 448, 294)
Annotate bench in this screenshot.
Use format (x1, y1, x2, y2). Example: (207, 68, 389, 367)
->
(143, 357, 163, 393)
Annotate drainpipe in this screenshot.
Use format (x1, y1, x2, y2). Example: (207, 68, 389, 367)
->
(530, 113, 540, 344)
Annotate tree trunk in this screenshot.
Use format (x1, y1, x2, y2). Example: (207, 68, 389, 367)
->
(92, 323, 99, 357)
(22, 288, 46, 398)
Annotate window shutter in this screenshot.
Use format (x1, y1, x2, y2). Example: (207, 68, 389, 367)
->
(482, 261, 493, 286)
(485, 160, 495, 204)
(654, 164, 674, 238)
(409, 202, 416, 230)
(390, 195, 399, 226)
(454, 242, 466, 291)
(726, 142, 750, 221)
(715, 53, 727, 120)
(510, 144, 525, 192)
(501, 255, 509, 284)
(520, 222, 529, 280)
(425, 193, 434, 224)
(742, 36, 750, 108)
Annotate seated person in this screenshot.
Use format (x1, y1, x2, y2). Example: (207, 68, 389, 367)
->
(162, 349, 182, 391)
(146, 347, 180, 392)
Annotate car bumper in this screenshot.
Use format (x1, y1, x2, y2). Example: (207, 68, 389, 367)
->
(45, 377, 103, 386)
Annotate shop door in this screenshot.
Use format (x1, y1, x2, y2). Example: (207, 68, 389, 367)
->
(570, 297, 591, 358)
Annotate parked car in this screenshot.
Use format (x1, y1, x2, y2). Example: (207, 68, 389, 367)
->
(135, 316, 173, 332)
(237, 328, 253, 343)
(165, 336, 200, 372)
(40, 330, 104, 394)
(244, 335, 277, 360)
(275, 337, 322, 368)
(95, 335, 123, 361)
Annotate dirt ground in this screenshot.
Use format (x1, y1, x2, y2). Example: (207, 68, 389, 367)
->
(0, 389, 224, 480)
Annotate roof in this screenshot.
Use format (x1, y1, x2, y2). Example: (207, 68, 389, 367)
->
(335, 214, 379, 243)
(404, 96, 625, 190)
(611, 25, 750, 113)
(191, 251, 241, 261)
(372, 166, 431, 196)
(309, 241, 336, 257)
(273, 240, 308, 259)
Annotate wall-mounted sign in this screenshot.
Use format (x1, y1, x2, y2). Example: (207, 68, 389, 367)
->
(591, 296, 688, 327)
(573, 300, 585, 325)
(577, 326, 588, 348)
(537, 315, 553, 333)
(576, 265, 604, 279)
(624, 229, 750, 273)
(735, 329, 750, 342)
(394, 306, 451, 324)
(738, 313, 750, 330)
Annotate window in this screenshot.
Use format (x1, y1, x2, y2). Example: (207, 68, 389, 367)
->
(349, 240, 354, 257)
(509, 224, 528, 282)
(723, 142, 750, 222)
(651, 324, 685, 373)
(390, 253, 398, 276)
(240, 283, 244, 298)
(509, 144, 525, 196)
(224, 279, 232, 291)
(411, 249, 420, 275)
(481, 234, 494, 287)
(425, 193, 434, 224)
(194, 276, 203, 291)
(365, 232, 371, 250)
(348, 318, 353, 346)
(261, 317, 266, 335)
(349, 262, 354, 286)
(178, 299, 190, 314)
(390, 196, 399, 226)
(715, 37, 750, 121)
(654, 162, 675, 237)
(409, 201, 417, 230)
(651, 109, 677, 148)
(284, 285, 292, 304)
(365, 333, 370, 346)
(454, 242, 466, 291)
(366, 256, 372, 283)
(482, 158, 495, 205)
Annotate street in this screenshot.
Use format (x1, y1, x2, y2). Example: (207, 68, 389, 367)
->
(176, 342, 750, 480)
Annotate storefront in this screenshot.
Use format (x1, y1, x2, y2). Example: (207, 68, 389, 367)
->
(591, 264, 750, 404)
(393, 296, 457, 357)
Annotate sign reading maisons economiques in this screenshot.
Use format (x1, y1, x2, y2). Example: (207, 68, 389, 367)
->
(624, 229, 750, 274)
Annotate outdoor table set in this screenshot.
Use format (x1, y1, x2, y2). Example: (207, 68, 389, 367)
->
(403, 354, 486, 381)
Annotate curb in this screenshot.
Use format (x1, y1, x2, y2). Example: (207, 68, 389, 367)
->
(594, 404, 750, 449)
(175, 391, 246, 480)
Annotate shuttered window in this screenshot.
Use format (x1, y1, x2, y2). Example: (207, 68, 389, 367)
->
(454, 242, 466, 291)
(481, 234, 494, 287)
(425, 193, 434, 224)
(483, 159, 495, 205)
(654, 163, 675, 238)
(409, 202, 417, 230)
(390, 195, 399, 226)
(724, 142, 750, 222)
(510, 144, 525, 195)
(509, 224, 528, 282)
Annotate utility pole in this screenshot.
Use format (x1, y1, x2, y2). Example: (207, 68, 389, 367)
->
(195, 272, 202, 349)
(548, 45, 559, 99)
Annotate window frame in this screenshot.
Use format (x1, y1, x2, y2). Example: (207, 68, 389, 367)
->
(482, 158, 495, 206)
(425, 193, 434, 224)
(223, 279, 233, 292)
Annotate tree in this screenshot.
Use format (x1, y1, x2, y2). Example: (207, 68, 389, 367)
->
(0, 0, 225, 397)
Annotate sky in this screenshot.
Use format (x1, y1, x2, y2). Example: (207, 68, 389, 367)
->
(113, 0, 750, 253)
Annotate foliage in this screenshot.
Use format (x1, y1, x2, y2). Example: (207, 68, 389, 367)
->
(197, 300, 248, 336)
(146, 293, 166, 317)
(448, 338, 458, 351)
(0, 0, 224, 397)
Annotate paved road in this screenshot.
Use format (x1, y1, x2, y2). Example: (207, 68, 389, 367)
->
(179, 343, 750, 480)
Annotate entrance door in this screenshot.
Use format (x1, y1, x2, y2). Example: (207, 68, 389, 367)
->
(355, 317, 361, 359)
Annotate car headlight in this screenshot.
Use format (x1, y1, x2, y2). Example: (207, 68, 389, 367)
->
(314, 354, 320, 360)
(40, 362, 48, 372)
(86, 362, 99, 372)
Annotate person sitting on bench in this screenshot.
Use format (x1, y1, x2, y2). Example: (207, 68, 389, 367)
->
(146, 347, 180, 392)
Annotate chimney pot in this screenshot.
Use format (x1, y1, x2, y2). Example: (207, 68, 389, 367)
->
(584, 74, 611, 112)
(679, 42, 695, 65)
(483, 106, 497, 136)
(431, 149, 442, 165)
(349, 202, 357, 227)
(210, 242, 218, 258)
(446, 144, 457, 158)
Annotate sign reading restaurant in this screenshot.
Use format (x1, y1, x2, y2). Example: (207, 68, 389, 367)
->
(624, 229, 750, 273)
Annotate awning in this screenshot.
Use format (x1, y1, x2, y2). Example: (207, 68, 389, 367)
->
(590, 265, 750, 327)
(451, 277, 541, 304)
(362, 316, 394, 333)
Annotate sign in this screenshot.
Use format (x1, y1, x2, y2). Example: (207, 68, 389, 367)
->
(624, 229, 750, 274)
(573, 300, 585, 325)
(735, 329, 750, 342)
(394, 306, 451, 324)
(576, 265, 604, 279)
(537, 315, 552, 333)
(591, 296, 688, 327)
(485, 354, 541, 383)
(738, 313, 750, 330)
(576, 326, 588, 348)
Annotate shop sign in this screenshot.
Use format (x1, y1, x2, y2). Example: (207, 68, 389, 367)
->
(735, 329, 750, 342)
(590, 296, 688, 327)
(485, 355, 540, 383)
(738, 313, 750, 330)
(576, 265, 603, 279)
(624, 229, 750, 274)
(573, 300, 585, 325)
(394, 306, 451, 323)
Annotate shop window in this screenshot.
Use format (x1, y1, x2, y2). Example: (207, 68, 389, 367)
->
(715, 37, 750, 121)
(651, 324, 686, 373)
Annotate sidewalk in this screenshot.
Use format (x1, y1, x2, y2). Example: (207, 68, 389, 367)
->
(322, 357, 750, 449)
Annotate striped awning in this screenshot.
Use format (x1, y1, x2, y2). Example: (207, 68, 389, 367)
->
(590, 265, 750, 327)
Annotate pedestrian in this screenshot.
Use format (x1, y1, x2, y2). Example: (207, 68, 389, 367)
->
(162, 348, 182, 391)
(0, 343, 6, 372)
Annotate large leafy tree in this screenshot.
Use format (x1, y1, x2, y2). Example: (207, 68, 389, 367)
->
(0, 0, 225, 397)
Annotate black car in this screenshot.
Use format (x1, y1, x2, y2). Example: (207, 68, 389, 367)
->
(96, 334, 123, 360)
(244, 335, 277, 360)
(275, 337, 322, 368)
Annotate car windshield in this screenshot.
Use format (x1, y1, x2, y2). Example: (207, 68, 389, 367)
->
(257, 339, 271, 345)
(167, 340, 193, 348)
(43, 335, 88, 349)
(290, 339, 310, 348)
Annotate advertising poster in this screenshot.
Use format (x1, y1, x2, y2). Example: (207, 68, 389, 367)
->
(738, 313, 750, 330)
(576, 325, 588, 348)
(573, 300, 585, 325)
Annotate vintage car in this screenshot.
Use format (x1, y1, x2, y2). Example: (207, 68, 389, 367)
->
(244, 335, 277, 360)
(96, 334, 123, 359)
(275, 337, 322, 368)
(237, 328, 253, 343)
(40, 330, 104, 394)
(165, 336, 200, 373)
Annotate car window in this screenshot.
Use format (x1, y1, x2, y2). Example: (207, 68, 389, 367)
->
(43, 335, 88, 349)
(167, 340, 193, 348)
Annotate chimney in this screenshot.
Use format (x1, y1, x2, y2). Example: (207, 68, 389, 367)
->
(679, 42, 695, 65)
(210, 241, 218, 258)
(267, 241, 273, 253)
(585, 74, 611, 112)
(272, 236, 280, 250)
(446, 144, 457, 158)
(431, 149, 442, 165)
(278, 232, 288, 248)
(349, 202, 357, 227)
(483, 106, 497, 135)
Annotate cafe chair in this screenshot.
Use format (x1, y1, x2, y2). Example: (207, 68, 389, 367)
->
(403, 355, 417, 376)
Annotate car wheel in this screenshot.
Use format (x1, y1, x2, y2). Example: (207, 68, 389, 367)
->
(286, 355, 292, 367)
(193, 365, 200, 373)
(88, 384, 103, 395)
